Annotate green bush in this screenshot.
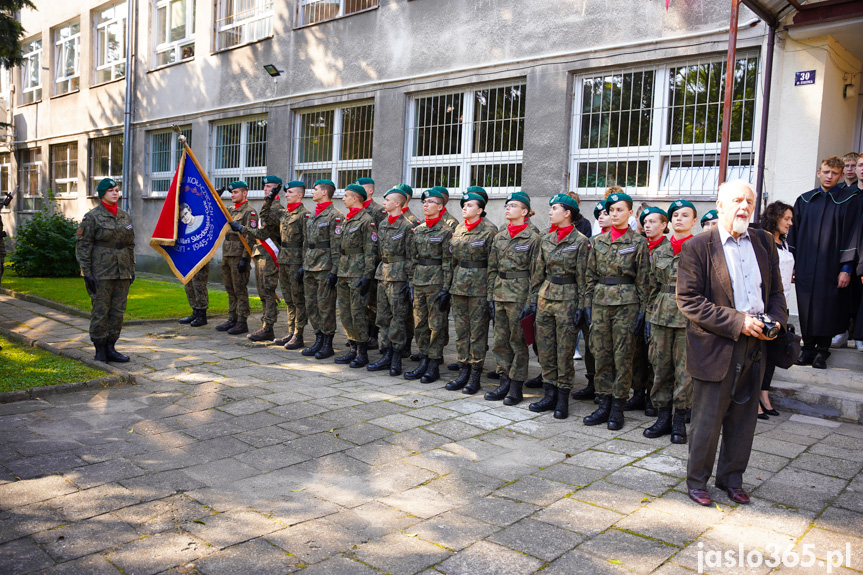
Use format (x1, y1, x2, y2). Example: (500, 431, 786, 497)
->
(9, 203, 80, 277)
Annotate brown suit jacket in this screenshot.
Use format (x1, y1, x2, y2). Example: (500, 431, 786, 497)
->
(676, 226, 788, 382)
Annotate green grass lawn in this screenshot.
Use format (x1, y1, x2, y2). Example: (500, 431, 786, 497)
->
(0, 335, 107, 393)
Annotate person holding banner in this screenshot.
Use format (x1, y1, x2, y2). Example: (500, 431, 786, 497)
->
(76, 178, 135, 363)
(217, 181, 258, 336)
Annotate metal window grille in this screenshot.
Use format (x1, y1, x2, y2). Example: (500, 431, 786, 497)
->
(406, 82, 525, 197)
(54, 21, 80, 95)
(18, 149, 42, 212)
(297, 0, 378, 27)
(215, 0, 273, 51)
(95, 2, 127, 84)
(147, 126, 192, 197)
(0, 153, 10, 212)
(90, 135, 124, 196)
(570, 53, 759, 198)
(21, 38, 42, 105)
(155, 0, 196, 67)
(292, 102, 373, 194)
(211, 115, 268, 197)
(50, 143, 78, 198)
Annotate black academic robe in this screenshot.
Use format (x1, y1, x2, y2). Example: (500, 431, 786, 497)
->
(788, 185, 861, 337)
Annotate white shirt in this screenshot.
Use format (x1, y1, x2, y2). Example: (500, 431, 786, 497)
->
(718, 225, 764, 315)
(776, 238, 794, 303)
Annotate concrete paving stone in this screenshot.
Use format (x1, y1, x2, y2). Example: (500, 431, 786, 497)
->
(721, 496, 816, 538)
(493, 475, 574, 507)
(280, 416, 343, 437)
(0, 501, 65, 544)
(745, 450, 793, 473)
(127, 447, 193, 474)
(542, 548, 632, 575)
(577, 528, 678, 574)
(390, 394, 445, 410)
(340, 390, 399, 404)
(409, 406, 463, 423)
(440, 398, 491, 415)
(645, 490, 729, 527)
(180, 436, 254, 465)
(133, 404, 192, 422)
(266, 518, 365, 563)
(351, 531, 452, 575)
(563, 450, 636, 473)
(127, 418, 187, 437)
(41, 553, 123, 575)
(111, 494, 214, 536)
(345, 441, 415, 466)
(106, 530, 213, 575)
(436, 539, 543, 575)
(532, 463, 607, 487)
(330, 423, 392, 446)
(0, 536, 55, 574)
(286, 432, 354, 458)
(795, 527, 863, 567)
(384, 428, 451, 452)
(457, 496, 538, 527)
(368, 413, 428, 433)
(814, 505, 863, 539)
(31, 514, 140, 562)
(757, 430, 821, 447)
(440, 438, 510, 462)
(632, 453, 688, 478)
(604, 466, 682, 497)
(119, 470, 207, 502)
(0, 475, 78, 510)
(217, 398, 277, 417)
(424, 468, 505, 501)
(325, 501, 423, 540)
(182, 457, 261, 487)
(181, 420, 245, 441)
(488, 517, 583, 562)
(293, 555, 380, 575)
(808, 442, 863, 463)
(570, 480, 652, 514)
(536, 496, 624, 536)
(227, 411, 287, 432)
(790, 452, 863, 480)
(307, 396, 365, 411)
(259, 494, 344, 527)
(233, 426, 300, 448)
(483, 405, 539, 423)
(64, 459, 146, 490)
(161, 408, 236, 430)
(49, 482, 141, 521)
(379, 486, 463, 519)
(267, 402, 330, 422)
(750, 436, 809, 459)
(820, 432, 863, 450)
(13, 440, 83, 458)
(403, 449, 473, 476)
(422, 420, 487, 442)
(183, 509, 283, 548)
(466, 457, 540, 483)
(254, 390, 314, 406)
(672, 536, 774, 575)
(235, 445, 311, 472)
(193, 537, 299, 575)
(4, 452, 89, 480)
(615, 506, 707, 547)
(591, 439, 659, 459)
(480, 430, 544, 452)
(410, 511, 500, 552)
(754, 467, 848, 512)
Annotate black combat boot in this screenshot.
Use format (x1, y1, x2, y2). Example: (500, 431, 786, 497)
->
(607, 398, 627, 431)
(484, 373, 510, 401)
(463, 364, 482, 395)
(367, 347, 392, 371)
(402, 337, 413, 360)
(302, 332, 324, 356)
(643, 405, 673, 438)
(644, 394, 657, 417)
(624, 388, 646, 411)
(553, 390, 570, 420)
(445, 363, 471, 391)
(389, 348, 403, 377)
(524, 374, 544, 389)
(487, 370, 500, 380)
(420, 359, 441, 384)
(190, 309, 207, 327)
(583, 395, 611, 426)
(670, 409, 689, 444)
(529, 383, 558, 412)
(248, 324, 275, 342)
(315, 334, 335, 359)
(503, 380, 524, 405)
(274, 331, 294, 346)
(335, 341, 357, 364)
(105, 338, 130, 363)
(93, 340, 108, 363)
(350, 342, 369, 368)
(227, 320, 249, 335)
(366, 325, 379, 352)
(215, 318, 237, 332)
(410, 351, 424, 361)
(571, 375, 596, 400)
(178, 310, 196, 324)
(404, 356, 429, 380)
(447, 362, 460, 371)
(285, 328, 305, 350)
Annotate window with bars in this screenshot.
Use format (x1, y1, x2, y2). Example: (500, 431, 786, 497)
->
(211, 116, 267, 197)
(95, 2, 127, 84)
(406, 82, 526, 197)
(18, 149, 42, 212)
(570, 53, 759, 198)
(50, 143, 78, 198)
(0, 153, 10, 212)
(21, 38, 42, 105)
(215, 0, 273, 51)
(54, 21, 80, 95)
(90, 135, 123, 195)
(292, 103, 373, 192)
(296, 0, 378, 27)
(148, 126, 191, 197)
(154, 0, 195, 67)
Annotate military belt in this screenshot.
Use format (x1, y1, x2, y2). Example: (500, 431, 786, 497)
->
(499, 270, 529, 279)
(458, 261, 487, 269)
(95, 241, 126, 249)
(341, 247, 363, 255)
(601, 276, 634, 285)
(381, 255, 406, 264)
(308, 241, 330, 250)
(662, 284, 676, 294)
(282, 241, 302, 248)
(417, 258, 442, 266)
(550, 275, 576, 285)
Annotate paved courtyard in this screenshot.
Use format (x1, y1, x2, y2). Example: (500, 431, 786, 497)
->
(0, 294, 862, 575)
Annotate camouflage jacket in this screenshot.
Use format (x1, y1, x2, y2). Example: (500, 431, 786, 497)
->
(246, 208, 280, 261)
(449, 218, 496, 297)
(585, 227, 649, 311)
(364, 199, 386, 226)
(408, 218, 453, 288)
(534, 229, 589, 307)
(487, 226, 541, 304)
(223, 201, 257, 258)
(260, 198, 308, 265)
(647, 239, 686, 328)
(76, 203, 135, 280)
(334, 210, 376, 279)
(440, 208, 459, 230)
(374, 213, 415, 282)
(402, 207, 420, 226)
(303, 203, 344, 272)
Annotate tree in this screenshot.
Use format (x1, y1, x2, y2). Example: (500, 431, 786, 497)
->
(0, 0, 37, 68)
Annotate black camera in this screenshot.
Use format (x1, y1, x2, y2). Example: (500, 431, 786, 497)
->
(754, 313, 780, 338)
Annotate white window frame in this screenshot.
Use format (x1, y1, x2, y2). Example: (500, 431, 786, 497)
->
(21, 37, 42, 105)
(295, 0, 379, 28)
(94, 2, 127, 85)
(0, 153, 11, 213)
(291, 101, 374, 197)
(153, 0, 195, 68)
(210, 115, 268, 198)
(89, 134, 124, 196)
(569, 52, 760, 199)
(147, 125, 191, 197)
(54, 20, 80, 96)
(50, 142, 79, 199)
(405, 81, 526, 198)
(214, 0, 273, 52)
(19, 149, 43, 212)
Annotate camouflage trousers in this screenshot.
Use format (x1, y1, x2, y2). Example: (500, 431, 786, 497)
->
(88, 278, 130, 342)
(452, 294, 490, 367)
(338, 277, 370, 344)
(648, 324, 692, 409)
(414, 284, 448, 360)
(631, 330, 653, 392)
(183, 265, 209, 310)
(376, 281, 409, 351)
(279, 263, 307, 335)
(254, 255, 279, 326)
(304, 270, 337, 336)
(536, 297, 578, 390)
(493, 300, 531, 382)
(581, 325, 596, 379)
(368, 279, 378, 322)
(221, 256, 251, 321)
(590, 303, 639, 399)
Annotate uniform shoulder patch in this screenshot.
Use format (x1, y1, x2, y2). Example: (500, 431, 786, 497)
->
(562, 244, 579, 252)
(371, 232, 378, 242)
(392, 232, 404, 241)
(335, 225, 342, 235)
(250, 220, 257, 228)
(514, 244, 530, 252)
(618, 245, 637, 255)
(470, 239, 484, 248)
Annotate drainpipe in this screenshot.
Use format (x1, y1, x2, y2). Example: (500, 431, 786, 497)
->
(754, 23, 775, 223)
(121, 0, 135, 214)
(718, 0, 740, 187)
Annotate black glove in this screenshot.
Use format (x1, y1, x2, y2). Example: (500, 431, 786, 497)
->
(644, 321, 651, 344)
(267, 184, 282, 201)
(130, 272, 135, 286)
(327, 273, 338, 289)
(229, 221, 243, 233)
(518, 303, 537, 321)
(488, 301, 496, 320)
(633, 312, 646, 335)
(433, 290, 451, 312)
(573, 308, 585, 329)
(84, 275, 97, 293)
(237, 258, 249, 273)
(355, 277, 371, 296)
(400, 283, 414, 303)
(295, 267, 304, 282)
(585, 306, 592, 326)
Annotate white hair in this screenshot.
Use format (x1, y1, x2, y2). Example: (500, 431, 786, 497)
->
(717, 180, 755, 203)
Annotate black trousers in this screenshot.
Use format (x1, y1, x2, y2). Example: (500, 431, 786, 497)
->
(687, 335, 766, 491)
(802, 335, 831, 354)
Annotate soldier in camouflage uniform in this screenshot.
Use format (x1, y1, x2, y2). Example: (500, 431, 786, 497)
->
(259, 180, 309, 349)
(443, 189, 496, 395)
(357, 177, 384, 351)
(436, 186, 460, 230)
(700, 209, 718, 231)
(404, 188, 453, 383)
(0, 195, 8, 285)
(302, 179, 344, 360)
(76, 178, 135, 363)
(584, 191, 650, 431)
(179, 266, 209, 327)
(644, 200, 697, 444)
(333, 184, 377, 368)
(217, 181, 257, 335)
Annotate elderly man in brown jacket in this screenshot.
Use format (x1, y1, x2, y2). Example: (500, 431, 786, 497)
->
(676, 180, 787, 507)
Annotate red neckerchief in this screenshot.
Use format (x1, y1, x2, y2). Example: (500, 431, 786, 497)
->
(388, 214, 400, 225)
(508, 223, 528, 239)
(101, 201, 118, 216)
(648, 236, 665, 252)
(670, 234, 693, 255)
(363, 198, 372, 209)
(441, 207, 449, 215)
(346, 207, 362, 221)
(402, 206, 410, 214)
(315, 201, 332, 216)
(610, 226, 628, 241)
(556, 225, 574, 242)
(425, 216, 442, 228)
(601, 226, 610, 234)
(233, 200, 247, 210)
(287, 202, 302, 212)
(549, 224, 558, 233)
(464, 218, 482, 231)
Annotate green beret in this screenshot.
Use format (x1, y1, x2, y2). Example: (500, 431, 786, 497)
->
(549, 193, 579, 212)
(385, 187, 411, 202)
(639, 206, 668, 226)
(460, 192, 486, 208)
(506, 191, 531, 210)
(262, 175, 283, 186)
(604, 192, 633, 212)
(701, 209, 718, 226)
(593, 201, 606, 219)
(355, 177, 374, 186)
(345, 183, 367, 200)
(96, 178, 118, 197)
(394, 183, 414, 197)
(467, 186, 488, 203)
(228, 180, 248, 191)
(314, 179, 336, 189)
(667, 199, 697, 219)
(286, 180, 306, 190)
(421, 188, 446, 201)
(432, 186, 450, 199)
